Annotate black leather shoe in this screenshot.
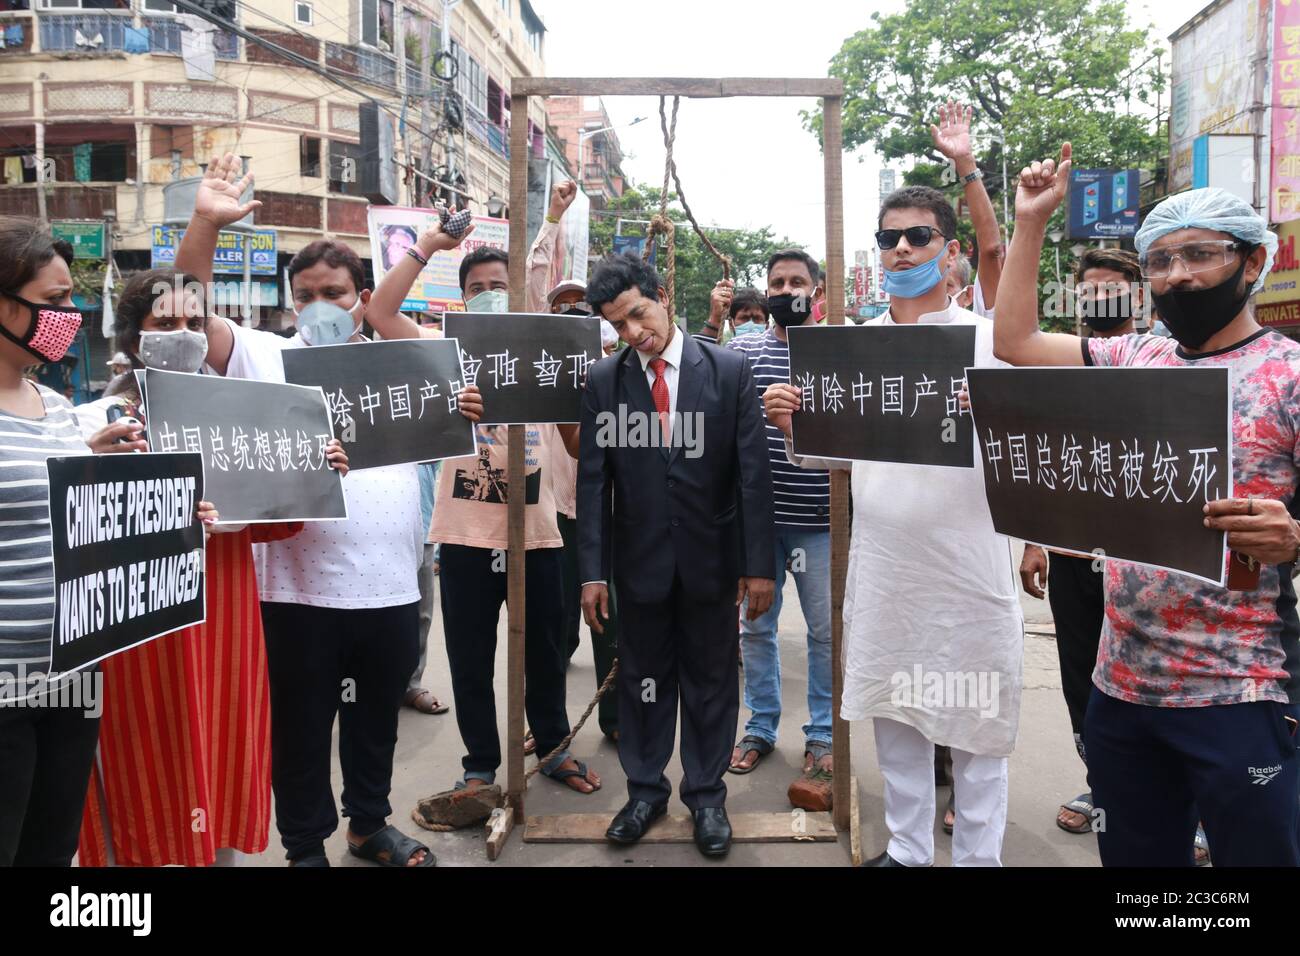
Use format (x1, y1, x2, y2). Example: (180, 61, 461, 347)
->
(605, 799, 667, 844)
(692, 807, 732, 857)
(862, 850, 908, 867)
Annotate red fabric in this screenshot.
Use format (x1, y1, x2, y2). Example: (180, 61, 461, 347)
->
(76, 525, 297, 866)
(650, 357, 669, 442)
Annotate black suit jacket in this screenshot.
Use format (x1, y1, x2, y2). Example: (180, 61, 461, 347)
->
(577, 331, 776, 606)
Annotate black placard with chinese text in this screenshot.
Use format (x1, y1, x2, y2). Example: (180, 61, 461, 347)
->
(143, 369, 348, 523)
(47, 452, 206, 676)
(443, 312, 602, 424)
(787, 324, 976, 467)
(967, 366, 1231, 584)
(281, 338, 476, 470)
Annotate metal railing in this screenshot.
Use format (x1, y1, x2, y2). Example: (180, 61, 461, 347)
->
(464, 108, 508, 159)
(146, 17, 239, 60)
(38, 12, 132, 53)
(325, 41, 396, 90)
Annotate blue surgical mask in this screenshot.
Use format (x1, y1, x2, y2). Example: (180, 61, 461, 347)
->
(296, 299, 361, 346)
(465, 290, 510, 314)
(882, 248, 951, 299)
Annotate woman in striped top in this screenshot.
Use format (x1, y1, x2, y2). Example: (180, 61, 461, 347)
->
(0, 219, 157, 867)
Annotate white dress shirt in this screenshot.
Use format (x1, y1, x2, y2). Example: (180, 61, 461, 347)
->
(636, 322, 683, 440)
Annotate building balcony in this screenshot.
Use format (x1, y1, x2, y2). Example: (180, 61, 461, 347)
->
(325, 41, 396, 91)
(38, 11, 133, 54)
(147, 16, 239, 61)
(465, 109, 509, 160)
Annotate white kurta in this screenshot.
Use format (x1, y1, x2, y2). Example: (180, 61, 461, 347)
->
(790, 299, 1024, 756)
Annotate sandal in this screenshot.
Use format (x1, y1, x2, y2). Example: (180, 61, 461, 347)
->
(1056, 792, 1093, 834)
(1194, 824, 1210, 866)
(523, 730, 536, 756)
(943, 791, 955, 835)
(542, 758, 601, 794)
(727, 734, 774, 774)
(289, 854, 330, 867)
(404, 688, 449, 715)
(347, 825, 436, 868)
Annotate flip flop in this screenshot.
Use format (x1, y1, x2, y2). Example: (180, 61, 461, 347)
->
(542, 759, 601, 794)
(404, 688, 449, 715)
(727, 735, 774, 774)
(524, 730, 536, 756)
(1056, 792, 1094, 834)
(347, 825, 436, 868)
(1194, 824, 1210, 866)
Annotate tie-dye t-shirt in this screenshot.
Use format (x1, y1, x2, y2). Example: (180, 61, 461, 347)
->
(1083, 329, 1300, 707)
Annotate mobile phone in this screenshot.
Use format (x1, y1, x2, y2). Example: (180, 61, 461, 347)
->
(106, 404, 144, 446)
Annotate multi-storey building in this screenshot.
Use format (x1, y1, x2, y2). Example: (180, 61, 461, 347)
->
(0, 0, 552, 390)
(547, 95, 628, 210)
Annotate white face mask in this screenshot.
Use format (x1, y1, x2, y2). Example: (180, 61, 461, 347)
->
(465, 289, 510, 313)
(137, 329, 209, 373)
(295, 299, 362, 346)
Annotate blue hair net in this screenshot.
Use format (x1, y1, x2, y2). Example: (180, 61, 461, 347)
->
(1134, 188, 1277, 294)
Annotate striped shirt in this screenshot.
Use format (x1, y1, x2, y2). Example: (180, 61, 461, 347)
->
(694, 328, 829, 530)
(0, 383, 89, 696)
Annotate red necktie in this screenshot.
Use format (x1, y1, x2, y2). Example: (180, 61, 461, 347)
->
(650, 357, 670, 443)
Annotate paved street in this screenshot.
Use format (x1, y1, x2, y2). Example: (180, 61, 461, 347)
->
(249, 542, 1100, 867)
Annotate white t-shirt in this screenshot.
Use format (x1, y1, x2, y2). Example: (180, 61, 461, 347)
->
(223, 318, 423, 609)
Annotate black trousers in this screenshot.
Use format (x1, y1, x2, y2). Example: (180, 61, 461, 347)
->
(1087, 688, 1300, 866)
(558, 513, 620, 735)
(618, 575, 739, 811)
(439, 544, 571, 777)
(0, 691, 100, 867)
(262, 600, 419, 862)
(1047, 553, 1105, 751)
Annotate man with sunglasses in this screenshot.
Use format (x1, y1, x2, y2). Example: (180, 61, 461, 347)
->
(765, 186, 1025, 866)
(995, 144, 1299, 867)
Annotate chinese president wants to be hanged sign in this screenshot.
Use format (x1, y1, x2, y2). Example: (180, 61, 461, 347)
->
(967, 365, 1231, 584)
(46, 451, 206, 676)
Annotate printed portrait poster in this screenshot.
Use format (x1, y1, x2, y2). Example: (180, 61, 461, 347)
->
(366, 205, 509, 313)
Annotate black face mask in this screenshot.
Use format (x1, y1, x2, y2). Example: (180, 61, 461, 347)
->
(1150, 255, 1253, 350)
(1078, 294, 1133, 333)
(767, 293, 813, 328)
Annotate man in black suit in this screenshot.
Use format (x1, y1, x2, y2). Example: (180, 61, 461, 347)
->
(578, 254, 776, 857)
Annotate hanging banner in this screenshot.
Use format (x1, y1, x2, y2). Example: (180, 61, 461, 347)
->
(142, 369, 348, 523)
(281, 338, 477, 470)
(967, 366, 1231, 584)
(442, 312, 601, 425)
(46, 451, 206, 676)
(367, 206, 509, 313)
(1272, 0, 1300, 221)
(786, 324, 975, 467)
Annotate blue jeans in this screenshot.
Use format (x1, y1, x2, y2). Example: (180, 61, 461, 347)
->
(739, 529, 833, 748)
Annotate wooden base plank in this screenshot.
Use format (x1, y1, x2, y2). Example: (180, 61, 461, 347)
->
(524, 811, 837, 844)
(485, 805, 515, 861)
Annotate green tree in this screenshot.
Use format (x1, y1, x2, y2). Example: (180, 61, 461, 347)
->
(807, 0, 1162, 330)
(589, 180, 798, 332)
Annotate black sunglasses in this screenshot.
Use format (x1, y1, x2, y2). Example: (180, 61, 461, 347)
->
(875, 226, 946, 250)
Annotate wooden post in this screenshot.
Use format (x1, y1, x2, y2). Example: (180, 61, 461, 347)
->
(505, 94, 530, 827)
(821, 95, 852, 834)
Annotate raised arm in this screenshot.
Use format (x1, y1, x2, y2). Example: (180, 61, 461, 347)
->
(991, 143, 1085, 367)
(932, 101, 1003, 306)
(527, 181, 576, 312)
(175, 153, 262, 375)
(366, 216, 472, 340)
